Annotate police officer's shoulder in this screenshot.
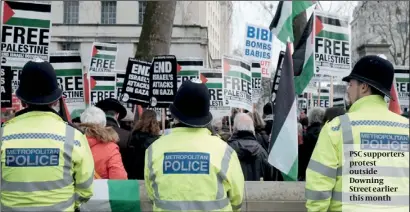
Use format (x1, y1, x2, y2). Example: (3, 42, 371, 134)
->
(67, 122, 85, 134)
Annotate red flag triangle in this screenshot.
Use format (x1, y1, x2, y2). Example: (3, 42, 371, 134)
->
(90, 76, 97, 89)
(223, 59, 231, 73)
(315, 16, 324, 36)
(200, 74, 208, 84)
(177, 64, 182, 72)
(3, 2, 15, 24)
(92, 46, 98, 57)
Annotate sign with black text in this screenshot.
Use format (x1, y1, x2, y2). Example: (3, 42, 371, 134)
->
(149, 55, 177, 108)
(1, 66, 13, 108)
(122, 58, 151, 106)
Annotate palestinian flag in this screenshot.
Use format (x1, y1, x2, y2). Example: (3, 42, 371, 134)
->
(177, 58, 206, 86)
(202, 72, 222, 89)
(268, 43, 298, 181)
(90, 75, 116, 91)
(293, 14, 315, 95)
(269, 1, 315, 44)
(2, 1, 51, 28)
(315, 12, 349, 41)
(223, 57, 252, 82)
(50, 52, 82, 77)
(91, 43, 117, 61)
(116, 72, 125, 88)
(80, 180, 141, 212)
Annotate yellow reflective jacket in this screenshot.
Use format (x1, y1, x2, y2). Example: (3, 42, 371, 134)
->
(306, 95, 409, 211)
(144, 127, 245, 211)
(1, 111, 94, 211)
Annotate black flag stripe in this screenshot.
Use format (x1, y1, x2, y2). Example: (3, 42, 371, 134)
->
(95, 45, 117, 52)
(6, 1, 51, 12)
(224, 58, 251, 71)
(49, 56, 81, 63)
(316, 15, 348, 27)
(201, 73, 222, 78)
(178, 61, 204, 66)
(92, 76, 115, 81)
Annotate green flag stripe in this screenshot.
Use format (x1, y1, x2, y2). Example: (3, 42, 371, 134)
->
(252, 72, 261, 77)
(108, 180, 141, 212)
(93, 54, 116, 60)
(396, 78, 409, 83)
(117, 83, 123, 87)
(317, 30, 349, 41)
(281, 157, 298, 181)
(178, 71, 199, 76)
(228, 71, 251, 82)
(5, 17, 50, 28)
(206, 83, 222, 89)
(313, 96, 330, 100)
(55, 69, 82, 76)
(276, 16, 294, 43)
(294, 55, 314, 95)
(92, 86, 115, 91)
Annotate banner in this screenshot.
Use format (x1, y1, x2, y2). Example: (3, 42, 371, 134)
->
(244, 24, 273, 78)
(149, 55, 177, 108)
(1, 66, 13, 108)
(314, 10, 351, 77)
(88, 42, 118, 73)
(50, 51, 85, 115)
(115, 71, 134, 111)
(222, 55, 252, 111)
(395, 66, 409, 112)
(122, 58, 151, 106)
(90, 73, 117, 105)
(177, 58, 203, 88)
(251, 62, 262, 104)
(201, 69, 230, 119)
(271, 51, 285, 103)
(1, 1, 52, 67)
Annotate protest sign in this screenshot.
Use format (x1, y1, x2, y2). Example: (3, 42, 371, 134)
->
(50, 51, 85, 114)
(88, 42, 118, 73)
(244, 23, 273, 78)
(314, 10, 351, 77)
(149, 55, 177, 108)
(1, 1, 52, 67)
(395, 66, 409, 112)
(222, 55, 252, 111)
(1, 66, 13, 108)
(309, 95, 330, 108)
(90, 73, 117, 105)
(201, 69, 230, 119)
(115, 71, 134, 111)
(251, 62, 262, 104)
(177, 58, 203, 88)
(271, 51, 285, 102)
(122, 58, 151, 105)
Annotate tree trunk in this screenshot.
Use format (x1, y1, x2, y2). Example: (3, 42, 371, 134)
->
(293, 11, 307, 47)
(134, 1, 177, 61)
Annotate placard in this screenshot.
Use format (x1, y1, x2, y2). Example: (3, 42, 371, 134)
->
(201, 69, 230, 119)
(251, 62, 262, 103)
(88, 42, 118, 73)
(177, 58, 203, 88)
(1, 66, 13, 108)
(122, 58, 151, 106)
(89, 72, 117, 105)
(149, 55, 177, 108)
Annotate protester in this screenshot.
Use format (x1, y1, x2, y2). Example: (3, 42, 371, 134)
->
(247, 111, 269, 151)
(126, 109, 160, 180)
(144, 79, 244, 211)
(228, 113, 270, 181)
(262, 102, 274, 135)
(120, 108, 135, 131)
(1, 59, 93, 211)
(297, 122, 303, 145)
(79, 106, 127, 179)
(322, 106, 346, 125)
(298, 107, 325, 181)
(306, 56, 409, 211)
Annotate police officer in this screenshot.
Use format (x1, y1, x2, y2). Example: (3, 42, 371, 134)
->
(144, 79, 245, 211)
(1, 59, 94, 211)
(305, 55, 409, 211)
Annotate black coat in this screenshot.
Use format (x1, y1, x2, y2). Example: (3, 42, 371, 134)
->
(227, 131, 270, 181)
(255, 127, 269, 151)
(106, 117, 131, 170)
(298, 122, 322, 181)
(125, 130, 160, 180)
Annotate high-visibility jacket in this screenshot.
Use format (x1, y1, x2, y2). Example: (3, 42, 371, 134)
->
(305, 95, 409, 211)
(1, 111, 94, 211)
(144, 127, 245, 211)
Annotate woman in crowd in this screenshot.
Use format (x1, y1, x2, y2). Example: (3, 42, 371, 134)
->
(79, 106, 127, 179)
(126, 110, 160, 179)
(247, 111, 269, 151)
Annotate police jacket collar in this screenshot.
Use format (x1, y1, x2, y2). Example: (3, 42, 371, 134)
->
(171, 127, 212, 135)
(7, 107, 64, 126)
(348, 95, 386, 113)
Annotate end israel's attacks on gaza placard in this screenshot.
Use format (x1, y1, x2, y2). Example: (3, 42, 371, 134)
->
(200, 69, 230, 119)
(1, 1, 52, 67)
(314, 10, 351, 77)
(149, 55, 177, 108)
(115, 70, 134, 111)
(222, 55, 252, 111)
(244, 23, 273, 78)
(50, 51, 85, 114)
(121, 58, 151, 106)
(177, 58, 203, 88)
(88, 42, 118, 73)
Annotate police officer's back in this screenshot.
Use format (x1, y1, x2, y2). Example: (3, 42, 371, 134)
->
(144, 79, 245, 211)
(1, 60, 94, 211)
(305, 56, 409, 211)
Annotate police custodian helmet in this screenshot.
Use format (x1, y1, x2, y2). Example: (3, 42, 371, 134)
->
(342, 55, 394, 98)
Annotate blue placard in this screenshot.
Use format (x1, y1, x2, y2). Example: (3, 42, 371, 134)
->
(5, 148, 60, 167)
(360, 133, 409, 151)
(163, 152, 210, 174)
(244, 24, 273, 60)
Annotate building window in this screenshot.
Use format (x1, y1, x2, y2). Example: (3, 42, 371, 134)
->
(101, 1, 116, 24)
(63, 1, 79, 24)
(139, 1, 147, 24)
(60, 42, 80, 51)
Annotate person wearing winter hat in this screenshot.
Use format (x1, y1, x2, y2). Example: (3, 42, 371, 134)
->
(1, 59, 94, 211)
(144, 79, 244, 211)
(306, 55, 409, 211)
